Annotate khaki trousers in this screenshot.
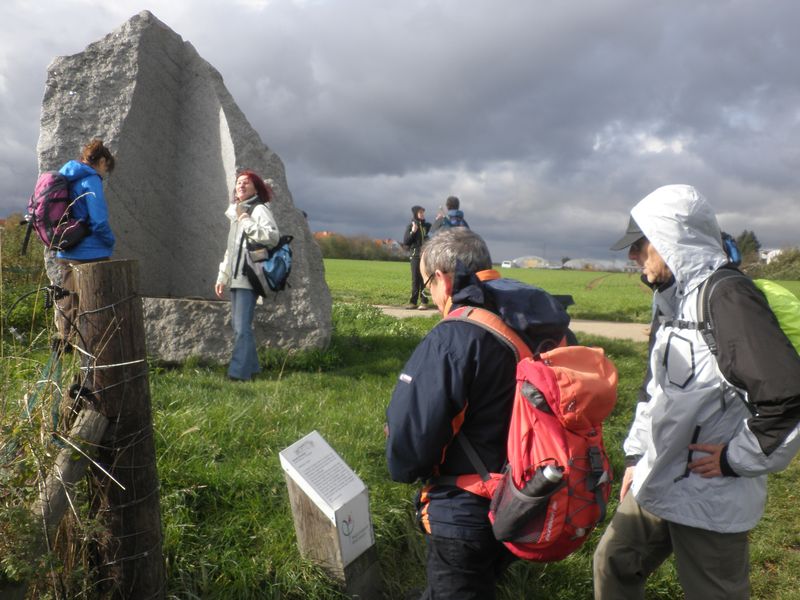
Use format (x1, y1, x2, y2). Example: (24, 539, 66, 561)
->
(593, 491, 750, 600)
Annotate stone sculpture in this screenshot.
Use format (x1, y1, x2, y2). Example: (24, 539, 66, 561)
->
(37, 10, 332, 361)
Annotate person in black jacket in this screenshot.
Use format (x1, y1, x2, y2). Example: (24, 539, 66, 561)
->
(386, 228, 570, 599)
(403, 205, 431, 309)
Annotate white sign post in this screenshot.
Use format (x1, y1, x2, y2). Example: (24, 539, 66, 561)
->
(279, 431, 381, 598)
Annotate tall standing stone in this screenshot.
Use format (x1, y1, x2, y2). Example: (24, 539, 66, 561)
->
(37, 10, 332, 361)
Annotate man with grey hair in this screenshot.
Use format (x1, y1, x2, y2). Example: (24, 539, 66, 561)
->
(386, 228, 570, 599)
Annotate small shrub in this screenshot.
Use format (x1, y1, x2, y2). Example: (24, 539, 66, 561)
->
(315, 233, 406, 261)
(746, 247, 800, 280)
(1, 215, 51, 336)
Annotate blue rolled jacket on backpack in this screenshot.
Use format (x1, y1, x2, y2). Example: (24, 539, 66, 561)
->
(56, 160, 115, 261)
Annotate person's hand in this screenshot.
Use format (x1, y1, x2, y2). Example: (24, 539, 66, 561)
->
(215, 282, 225, 299)
(688, 443, 724, 478)
(411, 221, 418, 233)
(235, 202, 248, 218)
(620, 465, 635, 501)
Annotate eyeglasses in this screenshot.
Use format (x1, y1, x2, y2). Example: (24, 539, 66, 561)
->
(423, 271, 436, 290)
(629, 237, 647, 254)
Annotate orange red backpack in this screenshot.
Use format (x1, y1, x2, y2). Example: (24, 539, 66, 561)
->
(444, 306, 618, 562)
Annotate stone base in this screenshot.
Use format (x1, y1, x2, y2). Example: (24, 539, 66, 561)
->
(142, 296, 331, 364)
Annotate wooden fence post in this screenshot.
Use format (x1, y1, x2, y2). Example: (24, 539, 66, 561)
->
(73, 259, 164, 599)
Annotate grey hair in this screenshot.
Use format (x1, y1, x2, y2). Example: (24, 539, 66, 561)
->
(421, 228, 492, 275)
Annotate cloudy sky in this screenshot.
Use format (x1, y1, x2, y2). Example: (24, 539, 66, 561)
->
(1, 0, 798, 263)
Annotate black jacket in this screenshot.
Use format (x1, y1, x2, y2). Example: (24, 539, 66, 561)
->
(386, 270, 569, 539)
(403, 219, 430, 258)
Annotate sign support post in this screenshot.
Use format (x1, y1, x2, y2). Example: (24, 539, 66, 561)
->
(280, 431, 382, 599)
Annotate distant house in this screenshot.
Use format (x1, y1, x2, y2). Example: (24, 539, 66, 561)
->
(513, 255, 549, 269)
(760, 248, 783, 264)
(376, 238, 402, 250)
(563, 258, 634, 272)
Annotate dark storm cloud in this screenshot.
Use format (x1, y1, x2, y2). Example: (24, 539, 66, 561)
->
(1, 0, 798, 260)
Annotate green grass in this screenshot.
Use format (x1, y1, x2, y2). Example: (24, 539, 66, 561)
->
(323, 258, 799, 324)
(324, 259, 658, 322)
(153, 317, 800, 599)
(3, 258, 800, 598)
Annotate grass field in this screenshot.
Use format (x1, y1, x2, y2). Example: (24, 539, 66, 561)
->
(323, 258, 800, 323)
(2, 261, 800, 598)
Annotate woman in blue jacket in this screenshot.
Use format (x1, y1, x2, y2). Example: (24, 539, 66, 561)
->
(54, 138, 116, 343)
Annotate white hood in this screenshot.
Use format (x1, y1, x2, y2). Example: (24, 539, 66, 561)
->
(630, 185, 729, 296)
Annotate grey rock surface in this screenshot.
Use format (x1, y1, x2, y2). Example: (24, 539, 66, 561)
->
(38, 10, 331, 360)
(142, 297, 331, 364)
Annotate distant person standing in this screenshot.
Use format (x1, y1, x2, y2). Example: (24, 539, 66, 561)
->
(431, 195, 469, 235)
(403, 205, 431, 310)
(54, 138, 116, 346)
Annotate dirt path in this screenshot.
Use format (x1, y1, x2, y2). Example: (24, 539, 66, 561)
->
(374, 305, 649, 343)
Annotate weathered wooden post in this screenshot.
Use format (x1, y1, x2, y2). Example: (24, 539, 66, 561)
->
(73, 259, 164, 599)
(280, 431, 382, 599)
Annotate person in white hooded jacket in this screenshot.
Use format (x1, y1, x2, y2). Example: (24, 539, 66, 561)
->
(593, 185, 800, 599)
(214, 170, 279, 381)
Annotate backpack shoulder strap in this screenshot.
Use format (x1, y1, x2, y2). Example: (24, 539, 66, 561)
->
(445, 306, 533, 362)
(432, 307, 532, 485)
(697, 267, 749, 355)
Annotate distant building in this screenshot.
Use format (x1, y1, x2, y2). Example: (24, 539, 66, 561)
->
(513, 255, 549, 269)
(563, 258, 635, 272)
(760, 248, 784, 264)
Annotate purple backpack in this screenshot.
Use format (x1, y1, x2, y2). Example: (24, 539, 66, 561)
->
(22, 171, 89, 254)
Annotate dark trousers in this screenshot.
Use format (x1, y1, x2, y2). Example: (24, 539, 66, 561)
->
(409, 255, 428, 305)
(421, 534, 515, 600)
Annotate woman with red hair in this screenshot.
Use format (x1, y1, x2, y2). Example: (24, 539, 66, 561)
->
(215, 170, 279, 380)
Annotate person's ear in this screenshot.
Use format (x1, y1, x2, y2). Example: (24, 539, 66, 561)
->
(437, 270, 454, 297)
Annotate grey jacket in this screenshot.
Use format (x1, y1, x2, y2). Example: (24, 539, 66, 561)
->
(624, 185, 800, 533)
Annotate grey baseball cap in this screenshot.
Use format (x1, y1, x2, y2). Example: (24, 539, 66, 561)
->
(610, 216, 644, 251)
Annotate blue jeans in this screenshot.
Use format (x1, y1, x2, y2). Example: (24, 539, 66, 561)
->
(228, 288, 261, 380)
(420, 534, 514, 600)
